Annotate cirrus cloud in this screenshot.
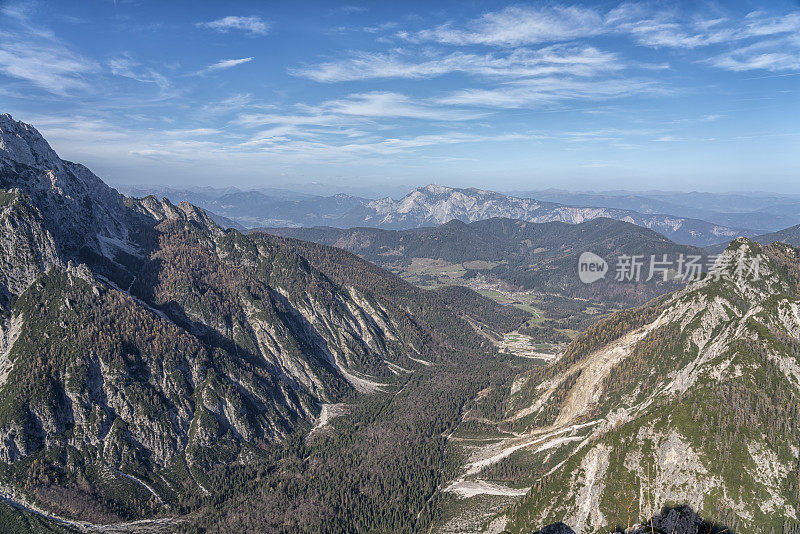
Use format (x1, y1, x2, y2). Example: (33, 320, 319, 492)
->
(402, 5, 605, 46)
(194, 57, 255, 76)
(196, 16, 269, 36)
(291, 45, 621, 82)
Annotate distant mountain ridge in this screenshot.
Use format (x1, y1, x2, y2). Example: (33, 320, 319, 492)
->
(353, 184, 757, 246)
(132, 183, 758, 247)
(510, 189, 800, 231)
(753, 223, 800, 248)
(118, 185, 368, 229)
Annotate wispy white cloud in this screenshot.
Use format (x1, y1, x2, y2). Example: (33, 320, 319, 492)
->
(0, 39, 98, 95)
(31, 111, 532, 166)
(0, 5, 98, 95)
(194, 57, 254, 75)
(741, 11, 800, 38)
(309, 91, 483, 120)
(200, 93, 256, 115)
(239, 130, 541, 158)
(560, 127, 664, 141)
(397, 3, 800, 53)
(237, 91, 481, 129)
(229, 92, 491, 158)
(332, 132, 540, 155)
(162, 128, 222, 137)
(708, 36, 800, 72)
(109, 55, 170, 90)
(338, 5, 368, 15)
(234, 112, 345, 129)
(607, 5, 800, 50)
(401, 5, 605, 46)
(437, 77, 667, 109)
(364, 21, 398, 34)
(196, 16, 269, 36)
(292, 45, 620, 82)
(670, 114, 724, 124)
(0, 2, 30, 21)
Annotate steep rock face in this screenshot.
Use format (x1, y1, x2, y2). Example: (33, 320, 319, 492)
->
(0, 190, 61, 308)
(467, 239, 800, 532)
(0, 114, 143, 272)
(130, 197, 433, 396)
(0, 114, 63, 169)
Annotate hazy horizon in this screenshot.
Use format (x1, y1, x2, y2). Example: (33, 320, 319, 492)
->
(112, 180, 800, 200)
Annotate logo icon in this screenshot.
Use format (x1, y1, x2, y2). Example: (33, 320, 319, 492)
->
(578, 252, 607, 284)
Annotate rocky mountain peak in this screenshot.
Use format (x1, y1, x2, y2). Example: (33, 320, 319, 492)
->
(421, 183, 454, 195)
(704, 236, 784, 296)
(131, 195, 220, 232)
(0, 114, 153, 291)
(0, 113, 62, 170)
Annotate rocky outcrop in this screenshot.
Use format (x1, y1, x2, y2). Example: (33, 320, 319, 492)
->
(0, 189, 61, 307)
(0, 113, 144, 268)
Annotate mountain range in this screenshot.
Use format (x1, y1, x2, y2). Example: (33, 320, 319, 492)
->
(127, 184, 760, 247)
(3, 113, 800, 533)
(509, 189, 800, 232)
(118, 185, 367, 230)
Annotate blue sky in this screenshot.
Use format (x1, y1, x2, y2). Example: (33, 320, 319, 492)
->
(1, 0, 799, 196)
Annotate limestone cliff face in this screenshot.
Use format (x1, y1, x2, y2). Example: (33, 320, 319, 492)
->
(0, 114, 142, 267)
(0, 190, 61, 308)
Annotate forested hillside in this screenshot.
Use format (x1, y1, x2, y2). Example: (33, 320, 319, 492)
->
(754, 224, 800, 248)
(265, 217, 705, 306)
(448, 239, 800, 532)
